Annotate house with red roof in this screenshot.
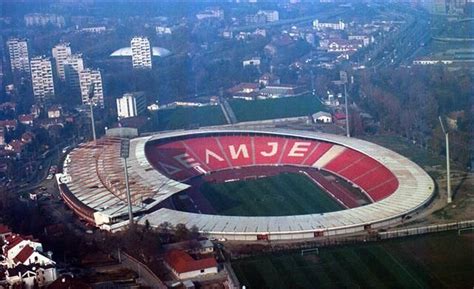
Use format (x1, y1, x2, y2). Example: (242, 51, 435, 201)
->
(2, 234, 43, 265)
(18, 114, 35, 126)
(164, 249, 218, 280)
(13, 245, 55, 267)
(0, 224, 12, 241)
(1, 232, 57, 287)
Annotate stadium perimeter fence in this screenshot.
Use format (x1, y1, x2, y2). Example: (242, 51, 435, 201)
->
(229, 219, 474, 259)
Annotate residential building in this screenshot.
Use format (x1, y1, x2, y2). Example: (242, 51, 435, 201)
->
(7, 38, 30, 74)
(164, 249, 218, 280)
(259, 73, 280, 86)
(80, 26, 107, 33)
(0, 127, 5, 146)
(131, 37, 152, 69)
(2, 235, 43, 264)
(313, 19, 345, 30)
(196, 7, 224, 20)
(64, 54, 84, 93)
(348, 35, 373, 47)
(4, 264, 57, 289)
(79, 69, 104, 108)
(258, 10, 279, 22)
(1, 233, 57, 289)
(0, 224, 12, 240)
(52, 43, 72, 80)
(47, 105, 62, 119)
(242, 57, 261, 67)
(312, 111, 332, 123)
(24, 13, 65, 28)
(30, 56, 55, 102)
(156, 26, 173, 35)
(116, 92, 146, 119)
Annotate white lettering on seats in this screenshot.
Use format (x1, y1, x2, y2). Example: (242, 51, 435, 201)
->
(260, 142, 278, 157)
(205, 149, 224, 164)
(288, 142, 311, 157)
(174, 153, 199, 168)
(229, 144, 249, 159)
(158, 162, 181, 175)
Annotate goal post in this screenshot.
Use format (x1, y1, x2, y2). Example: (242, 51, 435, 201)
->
(301, 248, 319, 256)
(458, 227, 474, 236)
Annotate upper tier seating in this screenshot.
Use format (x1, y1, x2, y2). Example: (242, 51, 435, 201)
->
(146, 135, 398, 201)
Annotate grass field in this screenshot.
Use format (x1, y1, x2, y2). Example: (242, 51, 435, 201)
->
(232, 232, 474, 289)
(199, 173, 343, 216)
(229, 94, 324, 122)
(152, 105, 226, 130)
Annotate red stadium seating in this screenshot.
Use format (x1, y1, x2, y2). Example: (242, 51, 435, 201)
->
(251, 136, 286, 165)
(217, 136, 254, 168)
(145, 134, 399, 201)
(324, 149, 365, 173)
(182, 137, 230, 171)
(300, 142, 333, 167)
(280, 139, 318, 165)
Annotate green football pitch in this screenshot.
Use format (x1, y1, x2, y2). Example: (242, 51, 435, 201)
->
(232, 232, 474, 289)
(229, 94, 324, 122)
(199, 173, 343, 216)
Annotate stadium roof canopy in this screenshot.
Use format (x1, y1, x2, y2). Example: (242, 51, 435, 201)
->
(110, 47, 171, 57)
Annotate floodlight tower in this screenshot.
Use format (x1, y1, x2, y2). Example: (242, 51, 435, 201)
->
(340, 71, 350, 137)
(120, 139, 134, 225)
(88, 83, 97, 142)
(439, 116, 452, 204)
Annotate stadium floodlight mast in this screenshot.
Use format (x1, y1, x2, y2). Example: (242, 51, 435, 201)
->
(88, 83, 97, 142)
(120, 139, 134, 226)
(438, 116, 452, 204)
(340, 71, 350, 137)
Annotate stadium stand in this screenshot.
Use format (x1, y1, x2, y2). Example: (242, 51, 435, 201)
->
(147, 135, 398, 201)
(57, 128, 433, 240)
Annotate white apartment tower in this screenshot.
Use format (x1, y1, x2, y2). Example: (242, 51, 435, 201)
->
(131, 37, 152, 69)
(7, 38, 30, 74)
(64, 54, 84, 93)
(116, 92, 146, 119)
(30, 56, 55, 102)
(79, 69, 104, 108)
(52, 42, 72, 80)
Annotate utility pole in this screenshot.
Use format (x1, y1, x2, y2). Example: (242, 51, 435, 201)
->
(120, 139, 134, 225)
(439, 116, 452, 204)
(88, 84, 97, 142)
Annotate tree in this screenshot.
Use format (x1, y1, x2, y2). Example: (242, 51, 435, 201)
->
(174, 223, 190, 241)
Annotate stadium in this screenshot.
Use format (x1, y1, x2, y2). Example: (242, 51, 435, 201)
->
(56, 128, 435, 241)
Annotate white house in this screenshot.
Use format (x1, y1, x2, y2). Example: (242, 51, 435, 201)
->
(5, 264, 57, 289)
(242, 57, 261, 67)
(2, 235, 43, 263)
(312, 111, 333, 123)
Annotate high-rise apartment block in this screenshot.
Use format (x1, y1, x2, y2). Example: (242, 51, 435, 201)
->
(7, 38, 30, 74)
(24, 13, 65, 28)
(52, 42, 72, 80)
(116, 92, 146, 119)
(30, 56, 55, 102)
(131, 37, 152, 69)
(79, 69, 104, 108)
(64, 54, 84, 93)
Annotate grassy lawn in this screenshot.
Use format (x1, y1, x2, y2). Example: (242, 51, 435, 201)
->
(229, 94, 325, 122)
(232, 232, 474, 289)
(152, 105, 226, 131)
(199, 173, 343, 216)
